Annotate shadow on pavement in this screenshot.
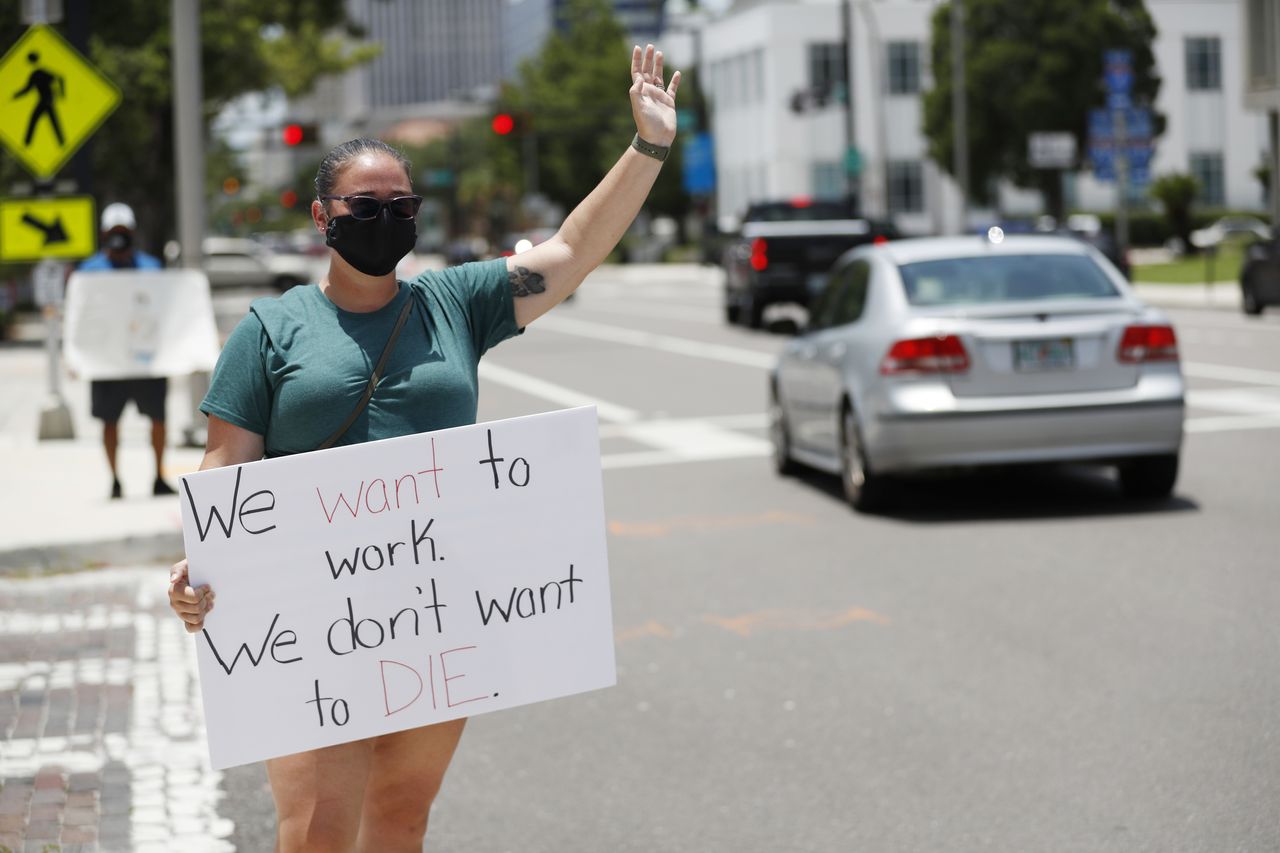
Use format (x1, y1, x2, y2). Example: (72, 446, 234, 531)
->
(790, 462, 1200, 523)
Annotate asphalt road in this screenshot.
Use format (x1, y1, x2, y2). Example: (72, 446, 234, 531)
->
(212, 268, 1280, 852)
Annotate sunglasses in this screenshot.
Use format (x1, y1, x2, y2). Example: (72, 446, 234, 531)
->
(320, 194, 423, 221)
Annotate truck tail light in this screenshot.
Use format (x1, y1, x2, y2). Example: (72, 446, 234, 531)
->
(750, 238, 768, 272)
(880, 335, 970, 375)
(1117, 325, 1178, 363)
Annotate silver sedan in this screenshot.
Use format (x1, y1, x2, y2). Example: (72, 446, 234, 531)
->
(769, 234, 1185, 511)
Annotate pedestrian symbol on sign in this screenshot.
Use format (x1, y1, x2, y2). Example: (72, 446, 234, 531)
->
(0, 24, 120, 178)
(14, 50, 66, 147)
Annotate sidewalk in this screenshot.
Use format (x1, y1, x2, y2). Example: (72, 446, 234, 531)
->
(1132, 280, 1243, 311)
(0, 568, 231, 852)
(1, 341, 203, 573)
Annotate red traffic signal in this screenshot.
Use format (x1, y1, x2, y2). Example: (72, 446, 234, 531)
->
(491, 113, 515, 136)
(282, 123, 318, 146)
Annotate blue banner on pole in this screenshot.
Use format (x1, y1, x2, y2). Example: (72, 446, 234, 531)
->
(682, 133, 716, 196)
(1104, 49, 1133, 95)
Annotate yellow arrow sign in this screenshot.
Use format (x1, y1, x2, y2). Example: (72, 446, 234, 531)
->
(0, 24, 121, 178)
(0, 196, 97, 261)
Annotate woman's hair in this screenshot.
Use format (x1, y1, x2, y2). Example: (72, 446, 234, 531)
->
(314, 138, 413, 201)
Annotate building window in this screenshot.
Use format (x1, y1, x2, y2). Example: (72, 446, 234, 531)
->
(887, 42, 921, 95)
(887, 160, 925, 214)
(1190, 152, 1225, 206)
(1185, 37, 1221, 91)
(809, 43, 847, 103)
(812, 162, 845, 199)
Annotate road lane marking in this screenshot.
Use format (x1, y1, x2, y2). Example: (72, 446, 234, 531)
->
(614, 620, 674, 643)
(572, 301, 721, 325)
(534, 315, 778, 369)
(478, 361, 640, 423)
(704, 607, 891, 637)
(608, 510, 816, 538)
(1183, 362, 1280, 387)
(1185, 415, 1280, 433)
(1168, 311, 1280, 334)
(1186, 388, 1280, 415)
(598, 413, 769, 437)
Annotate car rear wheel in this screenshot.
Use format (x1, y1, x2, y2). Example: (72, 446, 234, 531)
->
(725, 302, 742, 325)
(769, 386, 798, 476)
(1118, 453, 1179, 500)
(1242, 282, 1263, 316)
(840, 405, 887, 512)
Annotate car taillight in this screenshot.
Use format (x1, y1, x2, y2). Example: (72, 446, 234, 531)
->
(1117, 324, 1178, 363)
(750, 238, 768, 272)
(873, 234, 889, 245)
(880, 335, 970, 375)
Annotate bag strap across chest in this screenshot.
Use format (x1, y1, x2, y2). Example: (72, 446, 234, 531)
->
(317, 296, 415, 451)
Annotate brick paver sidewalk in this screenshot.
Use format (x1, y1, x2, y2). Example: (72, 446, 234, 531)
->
(0, 568, 232, 853)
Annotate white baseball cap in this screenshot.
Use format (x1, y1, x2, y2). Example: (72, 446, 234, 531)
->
(100, 202, 137, 231)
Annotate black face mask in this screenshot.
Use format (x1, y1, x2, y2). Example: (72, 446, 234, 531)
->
(105, 231, 133, 251)
(325, 210, 416, 277)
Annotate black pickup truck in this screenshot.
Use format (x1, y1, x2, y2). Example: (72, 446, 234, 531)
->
(722, 199, 898, 328)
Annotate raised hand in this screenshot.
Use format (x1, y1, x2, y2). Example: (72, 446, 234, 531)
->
(629, 43, 680, 147)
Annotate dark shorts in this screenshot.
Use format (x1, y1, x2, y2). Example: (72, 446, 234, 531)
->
(90, 378, 168, 423)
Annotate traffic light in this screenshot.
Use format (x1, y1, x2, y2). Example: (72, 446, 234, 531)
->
(279, 189, 298, 208)
(491, 113, 515, 136)
(282, 122, 318, 146)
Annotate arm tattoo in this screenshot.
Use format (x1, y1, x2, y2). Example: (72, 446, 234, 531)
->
(508, 265, 546, 298)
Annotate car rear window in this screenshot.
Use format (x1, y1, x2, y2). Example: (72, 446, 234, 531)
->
(898, 254, 1121, 306)
(745, 202, 855, 222)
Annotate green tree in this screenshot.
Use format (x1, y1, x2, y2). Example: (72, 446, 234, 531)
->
(1148, 171, 1199, 251)
(922, 0, 1161, 220)
(492, 0, 693, 230)
(0, 1, 378, 252)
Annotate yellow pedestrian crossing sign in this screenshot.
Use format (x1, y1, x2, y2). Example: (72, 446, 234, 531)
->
(0, 196, 96, 261)
(0, 24, 121, 178)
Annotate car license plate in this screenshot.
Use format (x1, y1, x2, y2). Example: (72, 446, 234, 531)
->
(1013, 338, 1075, 371)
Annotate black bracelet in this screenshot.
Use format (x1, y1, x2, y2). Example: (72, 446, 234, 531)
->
(631, 133, 670, 162)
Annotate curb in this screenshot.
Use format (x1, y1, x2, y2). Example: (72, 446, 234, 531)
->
(0, 532, 184, 576)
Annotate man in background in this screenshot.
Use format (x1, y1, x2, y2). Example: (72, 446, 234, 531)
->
(78, 202, 176, 499)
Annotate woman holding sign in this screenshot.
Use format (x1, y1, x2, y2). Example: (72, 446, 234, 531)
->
(167, 45, 678, 851)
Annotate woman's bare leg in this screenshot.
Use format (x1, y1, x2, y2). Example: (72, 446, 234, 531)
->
(355, 719, 467, 853)
(267, 739, 376, 853)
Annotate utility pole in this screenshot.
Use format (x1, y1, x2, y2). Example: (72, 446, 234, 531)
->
(950, 0, 969, 234)
(172, 0, 208, 447)
(1270, 110, 1280, 230)
(841, 0, 859, 213)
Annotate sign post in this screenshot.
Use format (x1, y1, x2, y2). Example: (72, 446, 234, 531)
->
(1089, 51, 1155, 254)
(33, 259, 73, 440)
(0, 20, 121, 439)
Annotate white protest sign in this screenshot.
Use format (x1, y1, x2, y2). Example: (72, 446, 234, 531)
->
(179, 407, 615, 770)
(63, 269, 221, 379)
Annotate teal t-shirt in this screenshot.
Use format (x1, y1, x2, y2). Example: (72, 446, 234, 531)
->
(201, 258, 520, 457)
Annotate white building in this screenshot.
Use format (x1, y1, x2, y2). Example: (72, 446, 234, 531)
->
(699, 0, 1272, 236)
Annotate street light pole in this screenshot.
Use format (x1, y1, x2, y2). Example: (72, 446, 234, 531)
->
(841, 0, 859, 212)
(951, 0, 970, 233)
(172, 0, 208, 447)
